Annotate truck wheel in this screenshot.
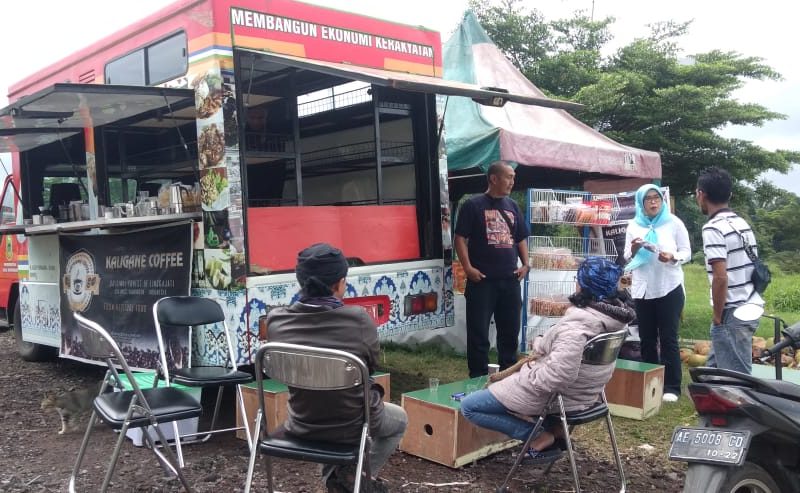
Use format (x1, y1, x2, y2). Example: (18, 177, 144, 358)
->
(12, 299, 57, 361)
(718, 462, 780, 493)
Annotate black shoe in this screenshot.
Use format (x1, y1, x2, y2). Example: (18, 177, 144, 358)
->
(520, 447, 563, 465)
(326, 466, 387, 493)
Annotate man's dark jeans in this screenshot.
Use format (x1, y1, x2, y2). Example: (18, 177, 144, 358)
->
(465, 277, 521, 377)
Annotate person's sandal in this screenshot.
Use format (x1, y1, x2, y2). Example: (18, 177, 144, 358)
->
(520, 446, 563, 465)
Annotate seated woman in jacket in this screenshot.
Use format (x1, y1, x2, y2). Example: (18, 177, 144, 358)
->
(266, 243, 407, 493)
(460, 256, 634, 463)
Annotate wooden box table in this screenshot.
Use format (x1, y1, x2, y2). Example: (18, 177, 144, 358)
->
(605, 359, 665, 420)
(399, 377, 518, 468)
(236, 372, 390, 439)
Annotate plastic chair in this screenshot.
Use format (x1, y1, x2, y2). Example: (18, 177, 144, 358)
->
(153, 296, 254, 466)
(69, 312, 201, 493)
(243, 342, 372, 493)
(497, 329, 628, 493)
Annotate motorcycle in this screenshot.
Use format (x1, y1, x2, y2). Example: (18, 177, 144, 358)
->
(671, 304, 800, 493)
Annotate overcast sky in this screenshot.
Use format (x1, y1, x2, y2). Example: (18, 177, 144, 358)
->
(1, 0, 797, 191)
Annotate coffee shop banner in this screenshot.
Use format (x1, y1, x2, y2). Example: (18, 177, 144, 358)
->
(59, 223, 193, 371)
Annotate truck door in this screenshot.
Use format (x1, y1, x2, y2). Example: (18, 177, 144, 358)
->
(0, 175, 22, 324)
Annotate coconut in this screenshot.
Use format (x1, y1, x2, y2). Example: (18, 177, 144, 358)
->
(687, 354, 708, 367)
(679, 348, 694, 362)
(753, 337, 768, 360)
(694, 341, 711, 356)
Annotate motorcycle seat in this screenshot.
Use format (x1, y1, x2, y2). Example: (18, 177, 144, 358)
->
(765, 379, 800, 401)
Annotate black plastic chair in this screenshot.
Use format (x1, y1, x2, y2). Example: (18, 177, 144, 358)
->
(69, 312, 201, 493)
(497, 329, 628, 493)
(153, 296, 254, 465)
(243, 342, 372, 493)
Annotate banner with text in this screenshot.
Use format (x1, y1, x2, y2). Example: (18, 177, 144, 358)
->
(59, 223, 193, 370)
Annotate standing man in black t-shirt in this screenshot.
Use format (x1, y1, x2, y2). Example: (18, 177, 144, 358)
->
(454, 161, 530, 377)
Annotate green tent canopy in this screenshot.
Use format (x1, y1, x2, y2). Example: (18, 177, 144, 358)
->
(443, 12, 661, 181)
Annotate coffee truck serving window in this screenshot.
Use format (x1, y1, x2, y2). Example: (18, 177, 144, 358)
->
(239, 50, 438, 273)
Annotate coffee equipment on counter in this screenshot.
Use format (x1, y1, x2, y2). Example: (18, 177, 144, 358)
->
(113, 203, 135, 218)
(169, 183, 191, 214)
(135, 192, 159, 217)
(36, 205, 56, 225)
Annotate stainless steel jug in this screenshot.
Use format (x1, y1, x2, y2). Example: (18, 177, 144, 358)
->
(169, 183, 190, 214)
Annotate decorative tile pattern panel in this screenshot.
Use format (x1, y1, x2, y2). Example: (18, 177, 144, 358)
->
(191, 262, 450, 364)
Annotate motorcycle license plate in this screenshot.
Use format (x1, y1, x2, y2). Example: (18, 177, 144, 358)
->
(669, 427, 750, 466)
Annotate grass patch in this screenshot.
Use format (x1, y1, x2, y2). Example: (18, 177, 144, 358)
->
(682, 263, 800, 340)
(379, 269, 800, 466)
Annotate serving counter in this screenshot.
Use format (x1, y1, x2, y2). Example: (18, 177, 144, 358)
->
(12, 212, 201, 236)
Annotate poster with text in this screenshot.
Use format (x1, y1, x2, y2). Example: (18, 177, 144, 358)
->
(59, 223, 193, 371)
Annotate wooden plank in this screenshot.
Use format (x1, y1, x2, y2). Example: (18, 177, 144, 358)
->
(399, 395, 459, 467)
(400, 377, 519, 468)
(236, 373, 390, 440)
(606, 367, 646, 408)
(605, 361, 664, 420)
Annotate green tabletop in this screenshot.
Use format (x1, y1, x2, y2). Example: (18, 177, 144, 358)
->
(615, 359, 663, 372)
(402, 376, 490, 409)
(116, 371, 193, 391)
(241, 371, 390, 393)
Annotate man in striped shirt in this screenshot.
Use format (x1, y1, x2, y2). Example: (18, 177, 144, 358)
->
(696, 167, 763, 374)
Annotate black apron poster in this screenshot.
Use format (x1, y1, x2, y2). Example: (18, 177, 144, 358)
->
(602, 224, 628, 266)
(59, 222, 193, 370)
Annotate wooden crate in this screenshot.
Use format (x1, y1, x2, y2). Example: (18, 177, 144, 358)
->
(605, 359, 665, 420)
(399, 378, 518, 468)
(236, 372, 390, 439)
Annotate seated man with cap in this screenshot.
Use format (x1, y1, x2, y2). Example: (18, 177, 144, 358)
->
(266, 243, 407, 493)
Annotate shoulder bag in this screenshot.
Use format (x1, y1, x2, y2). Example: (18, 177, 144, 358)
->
(727, 219, 771, 294)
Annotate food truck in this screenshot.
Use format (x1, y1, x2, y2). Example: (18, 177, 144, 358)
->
(0, 0, 576, 367)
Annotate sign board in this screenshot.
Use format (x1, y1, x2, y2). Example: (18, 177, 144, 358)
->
(59, 223, 193, 370)
(226, 0, 442, 76)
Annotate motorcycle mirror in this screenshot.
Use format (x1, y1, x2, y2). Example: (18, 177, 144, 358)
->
(733, 303, 764, 322)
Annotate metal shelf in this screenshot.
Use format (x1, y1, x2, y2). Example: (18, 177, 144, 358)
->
(528, 235, 617, 270)
(528, 188, 632, 225)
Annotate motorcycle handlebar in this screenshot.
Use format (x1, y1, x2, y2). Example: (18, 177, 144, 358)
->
(762, 338, 794, 360)
(761, 322, 800, 361)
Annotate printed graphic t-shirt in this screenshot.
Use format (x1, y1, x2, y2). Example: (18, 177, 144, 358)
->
(455, 194, 529, 279)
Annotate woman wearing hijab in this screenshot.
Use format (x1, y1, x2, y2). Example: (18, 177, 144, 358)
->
(624, 185, 691, 403)
(266, 243, 407, 493)
(460, 257, 635, 464)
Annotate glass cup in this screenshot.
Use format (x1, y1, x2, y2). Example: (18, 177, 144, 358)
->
(428, 377, 440, 392)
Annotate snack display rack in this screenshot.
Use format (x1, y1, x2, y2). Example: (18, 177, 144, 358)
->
(522, 188, 624, 350)
(529, 236, 618, 270)
(524, 276, 575, 350)
(528, 189, 636, 226)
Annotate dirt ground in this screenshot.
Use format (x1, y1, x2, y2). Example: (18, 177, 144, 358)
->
(0, 328, 684, 492)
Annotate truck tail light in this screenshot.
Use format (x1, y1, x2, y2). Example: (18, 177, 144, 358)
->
(404, 292, 438, 316)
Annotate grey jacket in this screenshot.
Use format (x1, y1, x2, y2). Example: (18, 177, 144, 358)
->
(489, 300, 634, 416)
(266, 302, 385, 444)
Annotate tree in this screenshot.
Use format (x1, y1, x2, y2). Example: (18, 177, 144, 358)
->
(471, 4, 800, 199)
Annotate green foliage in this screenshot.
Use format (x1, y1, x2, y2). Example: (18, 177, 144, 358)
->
(770, 251, 800, 274)
(772, 284, 800, 312)
(471, 2, 800, 199)
(682, 263, 800, 339)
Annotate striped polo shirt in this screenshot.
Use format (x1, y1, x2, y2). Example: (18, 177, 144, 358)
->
(701, 209, 764, 307)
